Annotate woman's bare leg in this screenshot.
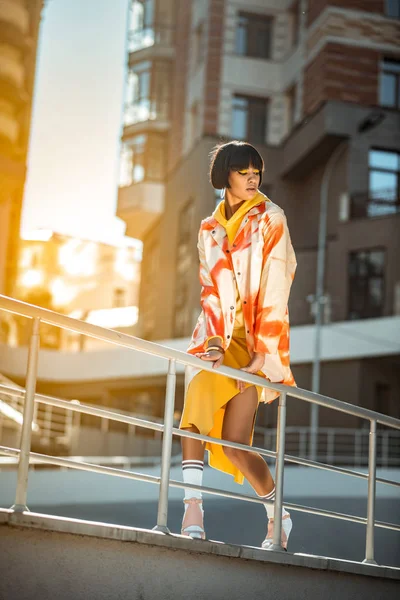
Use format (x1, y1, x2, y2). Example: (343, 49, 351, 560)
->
(181, 425, 205, 462)
(221, 387, 274, 496)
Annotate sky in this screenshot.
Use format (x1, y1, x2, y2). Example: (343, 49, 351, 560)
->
(22, 0, 131, 244)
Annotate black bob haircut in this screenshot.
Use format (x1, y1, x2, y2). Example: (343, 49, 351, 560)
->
(209, 141, 264, 190)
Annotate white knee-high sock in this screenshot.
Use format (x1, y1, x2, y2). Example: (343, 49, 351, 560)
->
(258, 487, 289, 520)
(182, 460, 204, 511)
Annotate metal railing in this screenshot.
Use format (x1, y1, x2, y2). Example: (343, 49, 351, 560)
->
(0, 294, 399, 565)
(124, 99, 169, 127)
(0, 381, 179, 457)
(254, 426, 400, 468)
(128, 25, 174, 53)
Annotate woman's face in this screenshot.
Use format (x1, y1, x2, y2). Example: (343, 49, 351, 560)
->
(227, 165, 261, 201)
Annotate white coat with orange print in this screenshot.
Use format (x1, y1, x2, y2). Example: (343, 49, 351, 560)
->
(185, 196, 297, 404)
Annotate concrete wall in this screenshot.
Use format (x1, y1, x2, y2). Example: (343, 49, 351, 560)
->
(0, 510, 399, 600)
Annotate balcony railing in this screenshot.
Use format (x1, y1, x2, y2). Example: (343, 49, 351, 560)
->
(350, 190, 400, 219)
(128, 26, 174, 53)
(254, 426, 400, 468)
(124, 99, 169, 127)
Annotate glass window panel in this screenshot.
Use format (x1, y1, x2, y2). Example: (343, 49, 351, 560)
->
(133, 164, 145, 183)
(385, 0, 400, 17)
(130, 1, 144, 31)
(383, 59, 400, 73)
(369, 278, 384, 307)
(235, 18, 248, 55)
(369, 252, 385, 275)
(369, 171, 397, 197)
(119, 145, 133, 187)
(232, 98, 248, 139)
(369, 149, 399, 170)
(143, 0, 154, 28)
(380, 73, 396, 106)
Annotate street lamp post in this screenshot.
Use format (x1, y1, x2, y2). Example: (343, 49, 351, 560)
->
(308, 111, 386, 462)
(309, 141, 347, 463)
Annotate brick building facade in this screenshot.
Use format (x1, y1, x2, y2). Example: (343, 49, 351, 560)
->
(115, 0, 400, 431)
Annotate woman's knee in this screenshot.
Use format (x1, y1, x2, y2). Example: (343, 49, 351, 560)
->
(223, 442, 246, 464)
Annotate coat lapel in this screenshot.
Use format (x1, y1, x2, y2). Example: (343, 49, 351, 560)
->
(208, 218, 227, 249)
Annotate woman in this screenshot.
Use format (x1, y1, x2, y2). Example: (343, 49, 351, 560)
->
(179, 141, 297, 550)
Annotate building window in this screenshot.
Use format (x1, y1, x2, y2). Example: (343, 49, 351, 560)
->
(385, 0, 400, 18)
(174, 200, 195, 337)
(232, 95, 268, 145)
(368, 149, 400, 216)
(379, 59, 400, 109)
(351, 150, 400, 218)
(235, 12, 273, 60)
(128, 1, 155, 51)
(125, 62, 152, 124)
(348, 249, 385, 320)
(119, 135, 147, 186)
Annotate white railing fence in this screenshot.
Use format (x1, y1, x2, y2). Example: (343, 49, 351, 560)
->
(0, 382, 180, 458)
(254, 426, 400, 469)
(0, 294, 399, 566)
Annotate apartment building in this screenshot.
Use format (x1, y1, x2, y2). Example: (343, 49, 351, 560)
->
(115, 0, 400, 433)
(0, 0, 44, 297)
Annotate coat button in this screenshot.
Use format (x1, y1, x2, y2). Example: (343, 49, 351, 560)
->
(237, 272, 241, 276)
(227, 335, 231, 339)
(230, 306, 234, 310)
(244, 301, 247, 304)
(226, 249, 230, 253)
(212, 230, 215, 234)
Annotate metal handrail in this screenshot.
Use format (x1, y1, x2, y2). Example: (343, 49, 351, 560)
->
(1, 445, 399, 533)
(0, 295, 398, 428)
(1, 294, 399, 565)
(0, 383, 399, 489)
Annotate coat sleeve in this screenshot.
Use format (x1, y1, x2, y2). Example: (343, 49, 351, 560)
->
(254, 211, 297, 355)
(197, 228, 225, 347)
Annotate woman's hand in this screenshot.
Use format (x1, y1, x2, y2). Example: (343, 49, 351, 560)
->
(195, 349, 224, 369)
(237, 352, 265, 393)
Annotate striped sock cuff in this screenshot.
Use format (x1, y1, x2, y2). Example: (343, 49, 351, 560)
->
(259, 486, 276, 502)
(182, 460, 204, 472)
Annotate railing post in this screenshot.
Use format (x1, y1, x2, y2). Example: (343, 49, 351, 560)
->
(11, 317, 40, 512)
(153, 359, 176, 534)
(363, 419, 378, 565)
(269, 391, 287, 552)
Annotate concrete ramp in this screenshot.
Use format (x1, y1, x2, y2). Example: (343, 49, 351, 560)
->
(0, 509, 399, 600)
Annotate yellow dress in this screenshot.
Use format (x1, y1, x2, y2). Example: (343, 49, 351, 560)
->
(180, 196, 266, 484)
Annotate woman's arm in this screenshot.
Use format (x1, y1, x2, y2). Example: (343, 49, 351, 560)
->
(253, 211, 297, 356)
(197, 228, 226, 350)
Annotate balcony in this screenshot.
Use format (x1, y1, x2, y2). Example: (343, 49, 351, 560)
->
(128, 26, 175, 63)
(117, 180, 165, 240)
(350, 190, 400, 220)
(123, 100, 170, 136)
